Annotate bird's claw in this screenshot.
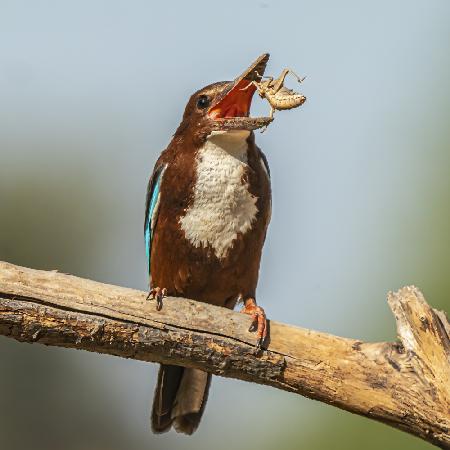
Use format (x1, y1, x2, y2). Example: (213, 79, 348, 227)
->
(254, 337, 264, 355)
(147, 287, 167, 311)
(240, 299, 267, 353)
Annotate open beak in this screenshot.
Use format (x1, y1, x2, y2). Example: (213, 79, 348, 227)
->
(208, 53, 273, 131)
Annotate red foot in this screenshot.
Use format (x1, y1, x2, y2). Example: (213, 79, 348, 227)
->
(240, 298, 267, 352)
(147, 287, 167, 311)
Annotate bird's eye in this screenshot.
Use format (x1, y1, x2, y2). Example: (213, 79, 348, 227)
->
(197, 95, 210, 109)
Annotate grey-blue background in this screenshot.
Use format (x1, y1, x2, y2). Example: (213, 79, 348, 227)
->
(1, 1, 449, 449)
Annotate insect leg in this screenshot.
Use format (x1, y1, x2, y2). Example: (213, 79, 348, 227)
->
(269, 106, 275, 119)
(239, 80, 258, 91)
(272, 69, 290, 92)
(272, 69, 305, 92)
(259, 106, 275, 133)
(253, 70, 274, 85)
(286, 69, 306, 84)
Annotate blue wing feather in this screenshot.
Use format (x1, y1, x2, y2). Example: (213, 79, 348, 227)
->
(144, 165, 166, 275)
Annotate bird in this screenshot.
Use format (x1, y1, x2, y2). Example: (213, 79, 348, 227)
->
(145, 54, 273, 435)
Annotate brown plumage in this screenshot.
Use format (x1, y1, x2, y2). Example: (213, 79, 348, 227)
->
(152, 366, 211, 434)
(146, 56, 272, 434)
(150, 130, 271, 307)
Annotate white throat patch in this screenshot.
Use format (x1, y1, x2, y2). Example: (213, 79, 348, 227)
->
(179, 131, 258, 259)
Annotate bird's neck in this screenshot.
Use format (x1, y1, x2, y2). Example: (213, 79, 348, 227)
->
(206, 130, 251, 160)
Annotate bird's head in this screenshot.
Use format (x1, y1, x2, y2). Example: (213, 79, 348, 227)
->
(175, 54, 273, 143)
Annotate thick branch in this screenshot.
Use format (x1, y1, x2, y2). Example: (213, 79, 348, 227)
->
(0, 261, 449, 447)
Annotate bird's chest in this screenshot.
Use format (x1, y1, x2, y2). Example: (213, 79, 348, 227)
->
(179, 138, 258, 260)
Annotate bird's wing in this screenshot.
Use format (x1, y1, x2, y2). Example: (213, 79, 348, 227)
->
(258, 148, 271, 178)
(144, 163, 167, 275)
(256, 147, 272, 226)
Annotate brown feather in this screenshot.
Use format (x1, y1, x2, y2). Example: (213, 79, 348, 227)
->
(151, 364, 184, 433)
(151, 365, 211, 435)
(150, 133, 271, 304)
(172, 369, 212, 435)
(148, 83, 271, 435)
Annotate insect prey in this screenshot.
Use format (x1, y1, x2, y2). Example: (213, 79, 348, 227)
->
(242, 68, 307, 120)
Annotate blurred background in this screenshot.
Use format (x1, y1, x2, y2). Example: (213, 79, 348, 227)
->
(1, 1, 449, 449)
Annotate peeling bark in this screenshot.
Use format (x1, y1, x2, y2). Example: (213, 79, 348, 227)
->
(0, 261, 449, 447)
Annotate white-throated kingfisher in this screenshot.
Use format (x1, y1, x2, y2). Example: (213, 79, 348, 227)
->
(145, 54, 273, 435)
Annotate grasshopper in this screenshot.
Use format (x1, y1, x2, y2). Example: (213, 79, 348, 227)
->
(243, 68, 306, 120)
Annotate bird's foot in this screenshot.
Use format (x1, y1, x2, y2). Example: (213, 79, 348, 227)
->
(240, 298, 267, 354)
(146, 287, 167, 311)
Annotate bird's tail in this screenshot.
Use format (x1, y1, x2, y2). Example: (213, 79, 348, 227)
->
(151, 364, 211, 435)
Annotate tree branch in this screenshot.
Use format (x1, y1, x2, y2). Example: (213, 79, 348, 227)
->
(0, 261, 448, 447)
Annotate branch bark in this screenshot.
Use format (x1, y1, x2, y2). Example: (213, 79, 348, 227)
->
(0, 261, 449, 447)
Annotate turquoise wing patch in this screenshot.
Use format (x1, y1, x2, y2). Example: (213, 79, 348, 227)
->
(144, 165, 166, 274)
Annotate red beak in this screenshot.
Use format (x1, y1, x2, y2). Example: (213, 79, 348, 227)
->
(207, 54, 273, 132)
(209, 79, 256, 120)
